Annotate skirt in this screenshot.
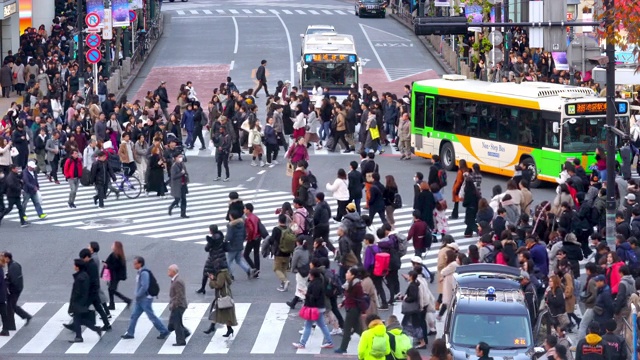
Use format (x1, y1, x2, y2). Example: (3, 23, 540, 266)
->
(252, 144, 263, 157)
(293, 128, 306, 140)
(304, 132, 320, 143)
(294, 272, 308, 299)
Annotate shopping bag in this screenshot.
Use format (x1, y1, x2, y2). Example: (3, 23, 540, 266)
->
(286, 162, 294, 177)
(369, 126, 380, 140)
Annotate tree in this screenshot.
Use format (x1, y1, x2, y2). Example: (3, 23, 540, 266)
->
(597, 0, 640, 69)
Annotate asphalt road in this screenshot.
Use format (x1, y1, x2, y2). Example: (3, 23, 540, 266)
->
(0, 0, 561, 358)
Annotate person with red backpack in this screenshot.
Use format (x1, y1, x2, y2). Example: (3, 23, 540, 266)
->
(363, 234, 389, 310)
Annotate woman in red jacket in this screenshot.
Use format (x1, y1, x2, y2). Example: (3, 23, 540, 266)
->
(63, 149, 83, 208)
(604, 252, 625, 296)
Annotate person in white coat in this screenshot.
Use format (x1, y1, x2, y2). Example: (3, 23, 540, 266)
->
(326, 168, 350, 222)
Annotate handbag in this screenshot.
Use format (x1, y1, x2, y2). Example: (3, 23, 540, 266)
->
(401, 299, 421, 315)
(369, 126, 380, 140)
(299, 306, 320, 321)
(286, 161, 294, 177)
(216, 281, 234, 309)
(101, 266, 111, 282)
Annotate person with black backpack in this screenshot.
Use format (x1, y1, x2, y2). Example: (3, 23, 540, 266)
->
(342, 203, 367, 264)
(313, 192, 335, 252)
(120, 256, 170, 340)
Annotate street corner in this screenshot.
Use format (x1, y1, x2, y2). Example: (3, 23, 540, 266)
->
(360, 68, 439, 95)
(133, 64, 231, 102)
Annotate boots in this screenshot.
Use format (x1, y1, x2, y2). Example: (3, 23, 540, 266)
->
(286, 296, 301, 309)
(203, 323, 216, 335)
(451, 202, 459, 219)
(222, 325, 234, 337)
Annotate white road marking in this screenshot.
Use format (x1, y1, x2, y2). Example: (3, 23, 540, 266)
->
(230, 60, 235, 70)
(216, 9, 225, 14)
(203, 303, 251, 354)
(176, 10, 186, 15)
(270, 9, 279, 14)
(203, 10, 212, 14)
(308, 10, 319, 14)
(189, 10, 199, 14)
(335, 10, 346, 15)
(282, 10, 292, 14)
(242, 9, 252, 14)
(256, 9, 266, 14)
(67, 303, 127, 353)
(229, 9, 239, 14)
(19, 303, 70, 353)
(250, 303, 290, 353)
(295, 10, 305, 14)
(257, 170, 266, 175)
(246, 177, 255, 182)
(110, 303, 169, 354)
(359, 23, 391, 82)
(232, 16, 239, 54)
(322, 10, 333, 14)
(158, 303, 210, 354)
(0, 303, 46, 350)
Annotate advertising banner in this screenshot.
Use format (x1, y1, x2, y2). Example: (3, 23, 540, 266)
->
(111, 0, 129, 26)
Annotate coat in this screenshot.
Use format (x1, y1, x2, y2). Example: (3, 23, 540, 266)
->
(358, 319, 391, 360)
(452, 170, 465, 202)
(0, 64, 12, 87)
(225, 218, 246, 252)
(204, 231, 228, 275)
(105, 252, 127, 282)
(69, 270, 91, 314)
(562, 272, 576, 313)
(169, 275, 188, 311)
(326, 178, 349, 201)
(208, 269, 237, 326)
(440, 261, 459, 305)
(170, 161, 188, 198)
(437, 244, 458, 293)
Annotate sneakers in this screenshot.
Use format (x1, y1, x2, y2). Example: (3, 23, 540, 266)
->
(283, 280, 290, 291)
(213, 177, 221, 181)
(292, 342, 305, 349)
(223, 178, 230, 182)
(334, 348, 347, 354)
(251, 161, 257, 166)
(272, 160, 279, 165)
(321, 342, 334, 348)
(259, 161, 265, 167)
(330, 328, 343, 335)
(39, 213, 47, 219)
(276, 282, 286, 292)
(21, 222, 30, 228)
(265, 162, 272, 167)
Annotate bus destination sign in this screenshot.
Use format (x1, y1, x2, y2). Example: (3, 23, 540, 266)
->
(565, 101, 628, 116)
(305, 54, 357, 63)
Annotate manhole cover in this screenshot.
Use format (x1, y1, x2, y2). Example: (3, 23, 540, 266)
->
(82, 218, 134, 227)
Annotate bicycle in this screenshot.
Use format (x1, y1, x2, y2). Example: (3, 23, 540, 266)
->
(106, 171, 142, 199)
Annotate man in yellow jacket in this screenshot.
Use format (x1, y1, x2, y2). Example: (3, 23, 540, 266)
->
(358, 314, 391, 360)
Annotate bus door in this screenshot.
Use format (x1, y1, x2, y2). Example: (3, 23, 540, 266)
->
(412, 94, 435, 155)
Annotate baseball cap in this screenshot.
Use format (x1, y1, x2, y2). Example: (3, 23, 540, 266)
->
(448, 243, 459, 252)
(346, 203, 356, 212)
(626, 193, 636, 201)
(27, 160, 36, 168)
(410, 256, 423, 264)
(594, 274, 606, 282)
(517, 271, 530, 280)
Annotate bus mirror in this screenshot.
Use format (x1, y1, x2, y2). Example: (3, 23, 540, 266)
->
(296, 63, 302, 72)
(300, 34, 304, 38)
(552, 122, 559, 133)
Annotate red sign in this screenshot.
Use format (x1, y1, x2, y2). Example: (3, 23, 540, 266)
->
(129, 10, 137, 23)
(86, 48, 102, 64)
(566, 12, 573, 20)
(86, 33, 101, 48)
(85, 12, 100, 28)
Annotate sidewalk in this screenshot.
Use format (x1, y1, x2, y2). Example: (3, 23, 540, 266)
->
(0, 93, 22, 111)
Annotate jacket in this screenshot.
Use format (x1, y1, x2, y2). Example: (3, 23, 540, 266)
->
(181, 110, 195, 132)
(63, 157, 83, 179)
(529, 242, 549, 277)
(545, 286, 565, 316)
(407, 219, 428, 252)
(169, 275, 188, 311)
(256, 65, 266, 82)
(263, 123, 277, 145)
(363, 244, 380, 273)
(225, 218, 246, 252)
(105, 252, 127, 282)
(69, 270, 92, 314)
(170, 161, 188, 198)
(368, 181, 385, 211)
(6, 260, 24, 294)
(268, 225, 293, 257)
(575, 333, 609, 360)
(326, 178, 349, 201)
(4, 171, 22, 197)
(44, 137, 60, 162)
(0, 268, 6, 303)
(614, 275, 635, 314)
(226, 198, 244, 221)
(118, 140, 137, 163)
(21, 169, 38, 195)
(244, 212, 261, 241)
(291, 245, 310, 274)
(348, 169, 363, 199)
(90, 160, 116, 185)
(204, 231, 228, 274)
(600, 332, 627, 360)
(304, 276, 326, 308)
(313, 201, 332, 226)
(594, 285, 615, 326)
(342, 278, 364, 310)
(358, 319, 391, 360)
(338, 235, 358, 267)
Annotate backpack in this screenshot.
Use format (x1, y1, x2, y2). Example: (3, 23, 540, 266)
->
(391, 234, 408, 257)
(483, 248, 498, 264)
(278, 227, 297, 253)
(348, 217, 367, 243)
(306, 187, 317, 207)
(356, 293, 371, 313)
(141, 269, 160, 297)
(626, 248, 639, 268)
(392, 193, 403, 209)
(325, 269, 343, 297)
(388, 331, 413, 359)
(369, 332, 389, 358)
(307, 171, 318, 189)
(373, 252, 390, 277)
(437, 168, 447, 188)
(107, 153, 122, 172)
(301, 213, 314, 236)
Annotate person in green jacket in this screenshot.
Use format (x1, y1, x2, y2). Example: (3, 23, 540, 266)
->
(385, 315, 413, 360)
(358, 314, 391, 360)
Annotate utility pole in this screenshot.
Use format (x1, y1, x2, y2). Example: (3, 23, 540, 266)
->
(76, 0, 85, 91)
(104, 0, 111, 75)
(503, 0, 509, 67)
(605, 0, 617, 248)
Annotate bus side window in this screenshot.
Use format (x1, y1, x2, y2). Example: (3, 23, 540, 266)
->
(425, 97, 434, 128)
(414, 93, 426, 129)
(543, 115, 559, 149)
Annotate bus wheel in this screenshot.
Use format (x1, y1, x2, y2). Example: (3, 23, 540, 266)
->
(440, 142, 456, 171)
(523, 158, 541, 188)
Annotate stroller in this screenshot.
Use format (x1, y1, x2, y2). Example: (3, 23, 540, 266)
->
(167, 132, 187, 162)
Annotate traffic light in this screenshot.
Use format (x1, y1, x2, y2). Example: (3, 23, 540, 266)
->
(414, 16, 468, 36)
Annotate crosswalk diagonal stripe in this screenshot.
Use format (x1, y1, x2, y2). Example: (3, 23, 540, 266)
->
(66, 303, 127, 353)
(0, 302, 46, 350)
(242, 9, 252, 14)
(308, 10, 319, 14)
(189, 10, 199, 14)
(203, 9, 212, 14)
(250, 303, 290, 353)
(216, 9, 225, 14)
(295, 10, 305, 14)
(19, 303, 70, 353)
(176, 10, 185, 15)
(157, 303, 210, 354)
(321, 10, 333, 14)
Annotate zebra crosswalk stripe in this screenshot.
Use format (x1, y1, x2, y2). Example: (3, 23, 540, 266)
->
(0, 302, 45, 350)
(308, 10, 320, 15)
(157, 303, 210, 354)
(203, 302, 251, 353)
(251, 303, 290, 353)
(66, 303, 127, 354)
(19, 303, 70, 353)
(111, 302, 169, 354)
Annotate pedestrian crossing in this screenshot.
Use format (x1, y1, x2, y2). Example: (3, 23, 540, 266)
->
(0, 301, 406, 355)
(171, 8, 357, 17)
(12, 180, 482, 269)
(183, 143, 403, 157)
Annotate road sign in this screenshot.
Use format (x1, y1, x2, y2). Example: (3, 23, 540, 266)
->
(129, 10, 137, 23)
(86, 12, 100, 28)
(86, 48, 102, 64)
(103, 9, 113, 40)
(86, 33, 101, 48)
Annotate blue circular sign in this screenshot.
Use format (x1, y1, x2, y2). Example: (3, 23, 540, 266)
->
(129, 10, 137, 22)
(86, 33, 101, 48)
(86, 48, 102, 64)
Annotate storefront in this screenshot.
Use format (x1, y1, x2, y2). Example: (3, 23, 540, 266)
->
(0, 0, 19, 59)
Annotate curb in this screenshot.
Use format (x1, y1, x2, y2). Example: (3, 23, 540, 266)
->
(389, 13, 455, 75)
(115, 20, 164, 102)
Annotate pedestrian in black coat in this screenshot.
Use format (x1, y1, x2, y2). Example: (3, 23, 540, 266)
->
(462, 178, 480, 237)
(226, 192, 244, 221)
(68, 259, 102, 343)
(367, 173, 386, 225)
(78, 249, 110, 329)
(197, 225, 228, 294)
(11, 123, 29, 169)
(1, 165, 28, 226)
(0, 264, 9, 335)
(3, 252, 32, 331)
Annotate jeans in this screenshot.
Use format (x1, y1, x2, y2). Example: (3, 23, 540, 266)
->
(68, 178, 79, 203)
(384, 123, 396, 141)
(226, 250, 251, 276)
(185, 131, 194, 148)
(126, 297, 169, 336)
(578, 308, 594, 339)
(21, 192, 44, 216)
(299, 308, 333, 346)
(243, 239, 261, 271)
(320, 121, 331, 141)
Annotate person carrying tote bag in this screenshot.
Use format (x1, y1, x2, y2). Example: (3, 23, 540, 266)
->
(204, 268, 237, 338)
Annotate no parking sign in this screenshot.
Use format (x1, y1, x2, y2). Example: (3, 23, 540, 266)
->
(86, 48, 102, 64)
(85, 33, 101, 49)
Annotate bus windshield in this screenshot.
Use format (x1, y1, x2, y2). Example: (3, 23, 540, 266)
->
(302, 62, 356, 89)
